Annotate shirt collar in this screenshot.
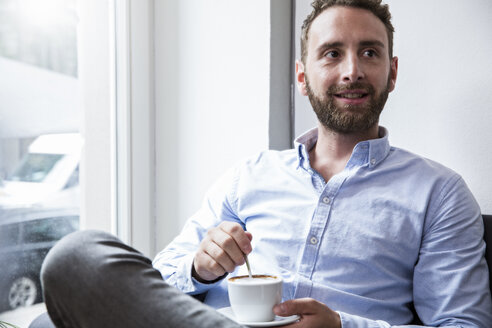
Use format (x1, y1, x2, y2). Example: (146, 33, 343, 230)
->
(295, 127, 318, 171)
(294, 126, 391, 171)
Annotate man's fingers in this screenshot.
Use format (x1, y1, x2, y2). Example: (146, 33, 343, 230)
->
(274, 298, 321, 316)
(193, 222, 252, 282)
(274, 299, 341, 328)
(219, 222, 252, 254)
(205, 240, 237, 272)
(193, 252, 226, 281)
(213, 228, 247, 266)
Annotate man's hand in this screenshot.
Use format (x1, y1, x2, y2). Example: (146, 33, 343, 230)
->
(192, 222, 252, 282)
(273, 298, 341, 328)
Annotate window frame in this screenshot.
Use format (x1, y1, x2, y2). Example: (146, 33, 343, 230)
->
(111, 0, 156, 257)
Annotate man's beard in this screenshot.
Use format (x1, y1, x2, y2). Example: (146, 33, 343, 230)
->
(306, 75, 391, 134)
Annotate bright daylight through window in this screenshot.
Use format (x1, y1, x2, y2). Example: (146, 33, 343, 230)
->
(0, 0, 80, 325)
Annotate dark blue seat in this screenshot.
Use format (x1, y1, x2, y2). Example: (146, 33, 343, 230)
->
(483, 214, 492, 295)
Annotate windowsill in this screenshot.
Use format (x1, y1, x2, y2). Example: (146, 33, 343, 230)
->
(0, 303, 47, 327)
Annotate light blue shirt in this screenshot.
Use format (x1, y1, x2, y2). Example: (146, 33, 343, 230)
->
(153, 127, 492, 327)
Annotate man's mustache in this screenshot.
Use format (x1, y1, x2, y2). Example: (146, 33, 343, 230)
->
(326, 82, 375, 95)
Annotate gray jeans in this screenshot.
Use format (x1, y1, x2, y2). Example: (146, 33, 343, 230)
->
(41, 230, 243, 328)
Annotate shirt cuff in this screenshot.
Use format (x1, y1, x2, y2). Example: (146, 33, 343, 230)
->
(182, 253, 226, 295)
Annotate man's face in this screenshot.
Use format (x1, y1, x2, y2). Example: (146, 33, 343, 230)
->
(297, 6, 398, 134)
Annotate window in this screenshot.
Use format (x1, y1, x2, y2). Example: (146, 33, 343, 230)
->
(0, 0, 78, 77)
(9, 153, 64, 183)
(0, 0, 81, 321)
(0, 223, 20, 248)
(21, 216, 79, 244)
(64, 165, 79, 189)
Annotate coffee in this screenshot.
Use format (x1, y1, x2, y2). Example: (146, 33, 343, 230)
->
(227, 274, 282, 322)
(228, 274, 278, 283)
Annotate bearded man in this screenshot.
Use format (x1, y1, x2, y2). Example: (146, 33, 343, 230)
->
(40, 1, 491, 328)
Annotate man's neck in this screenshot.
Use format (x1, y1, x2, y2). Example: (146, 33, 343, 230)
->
(308, 123, 379, 182)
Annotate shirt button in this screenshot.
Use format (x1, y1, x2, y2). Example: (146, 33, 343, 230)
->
(310, 236, 318, 245)
(370, 158, 376, 165)
(322, 197, 331, 204)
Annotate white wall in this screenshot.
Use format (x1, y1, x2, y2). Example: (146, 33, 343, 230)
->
(154, 0, 272, 252)
(293, 0, 317, 136)
(382, 0, 492, 214)
(294, 0, 492, 214)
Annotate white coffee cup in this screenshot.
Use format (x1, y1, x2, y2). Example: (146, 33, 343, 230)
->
(227, 274, 283, 322)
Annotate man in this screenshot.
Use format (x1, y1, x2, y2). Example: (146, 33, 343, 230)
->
(41, 0, 492, 327)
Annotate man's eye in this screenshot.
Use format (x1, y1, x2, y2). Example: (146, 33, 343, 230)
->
(363, 50, 377, 57)
(324, 51, 339, 58)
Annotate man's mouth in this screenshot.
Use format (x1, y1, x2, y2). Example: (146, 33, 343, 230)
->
(333, 90, 369, 104)
(335, 93, 367, 99)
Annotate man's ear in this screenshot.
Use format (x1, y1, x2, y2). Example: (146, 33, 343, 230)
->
(296, 60, 308, 96)
(388, 56, 398, 93)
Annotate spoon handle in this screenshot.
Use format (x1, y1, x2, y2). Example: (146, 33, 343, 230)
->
(244, 254, 253, 278)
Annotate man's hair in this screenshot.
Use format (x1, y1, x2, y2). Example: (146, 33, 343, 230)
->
(300, 0, 394, 64)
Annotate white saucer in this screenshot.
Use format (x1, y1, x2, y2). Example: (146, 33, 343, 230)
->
(217, 307, 300, 327)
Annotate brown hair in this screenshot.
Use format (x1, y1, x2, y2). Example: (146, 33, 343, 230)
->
(300, 0, 394, 64)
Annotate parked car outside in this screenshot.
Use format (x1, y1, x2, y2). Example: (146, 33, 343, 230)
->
(0, 207, 79, 312)
(0, 133, 81, 212)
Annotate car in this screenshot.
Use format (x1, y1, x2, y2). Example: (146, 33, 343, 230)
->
(0, 133, 81, 211)
(0, 207, 79, 312)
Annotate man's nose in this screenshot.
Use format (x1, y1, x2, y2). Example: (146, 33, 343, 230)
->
(341, 54, 364, 82)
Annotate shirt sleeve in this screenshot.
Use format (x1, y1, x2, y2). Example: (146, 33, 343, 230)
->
(412, 175, 492, 327)
(335, 175, 492, 328)
(152, 165, 244, 295)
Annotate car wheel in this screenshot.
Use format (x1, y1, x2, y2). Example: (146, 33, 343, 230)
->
(7, 276, 39, 310)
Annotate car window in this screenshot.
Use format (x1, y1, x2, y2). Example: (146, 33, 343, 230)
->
(0, 223, 20, 248)
(62, 216, 80, 232)
(64, 165, 79, 189)
(21, 216, 79, 243)
(8, 153, 64, 183)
